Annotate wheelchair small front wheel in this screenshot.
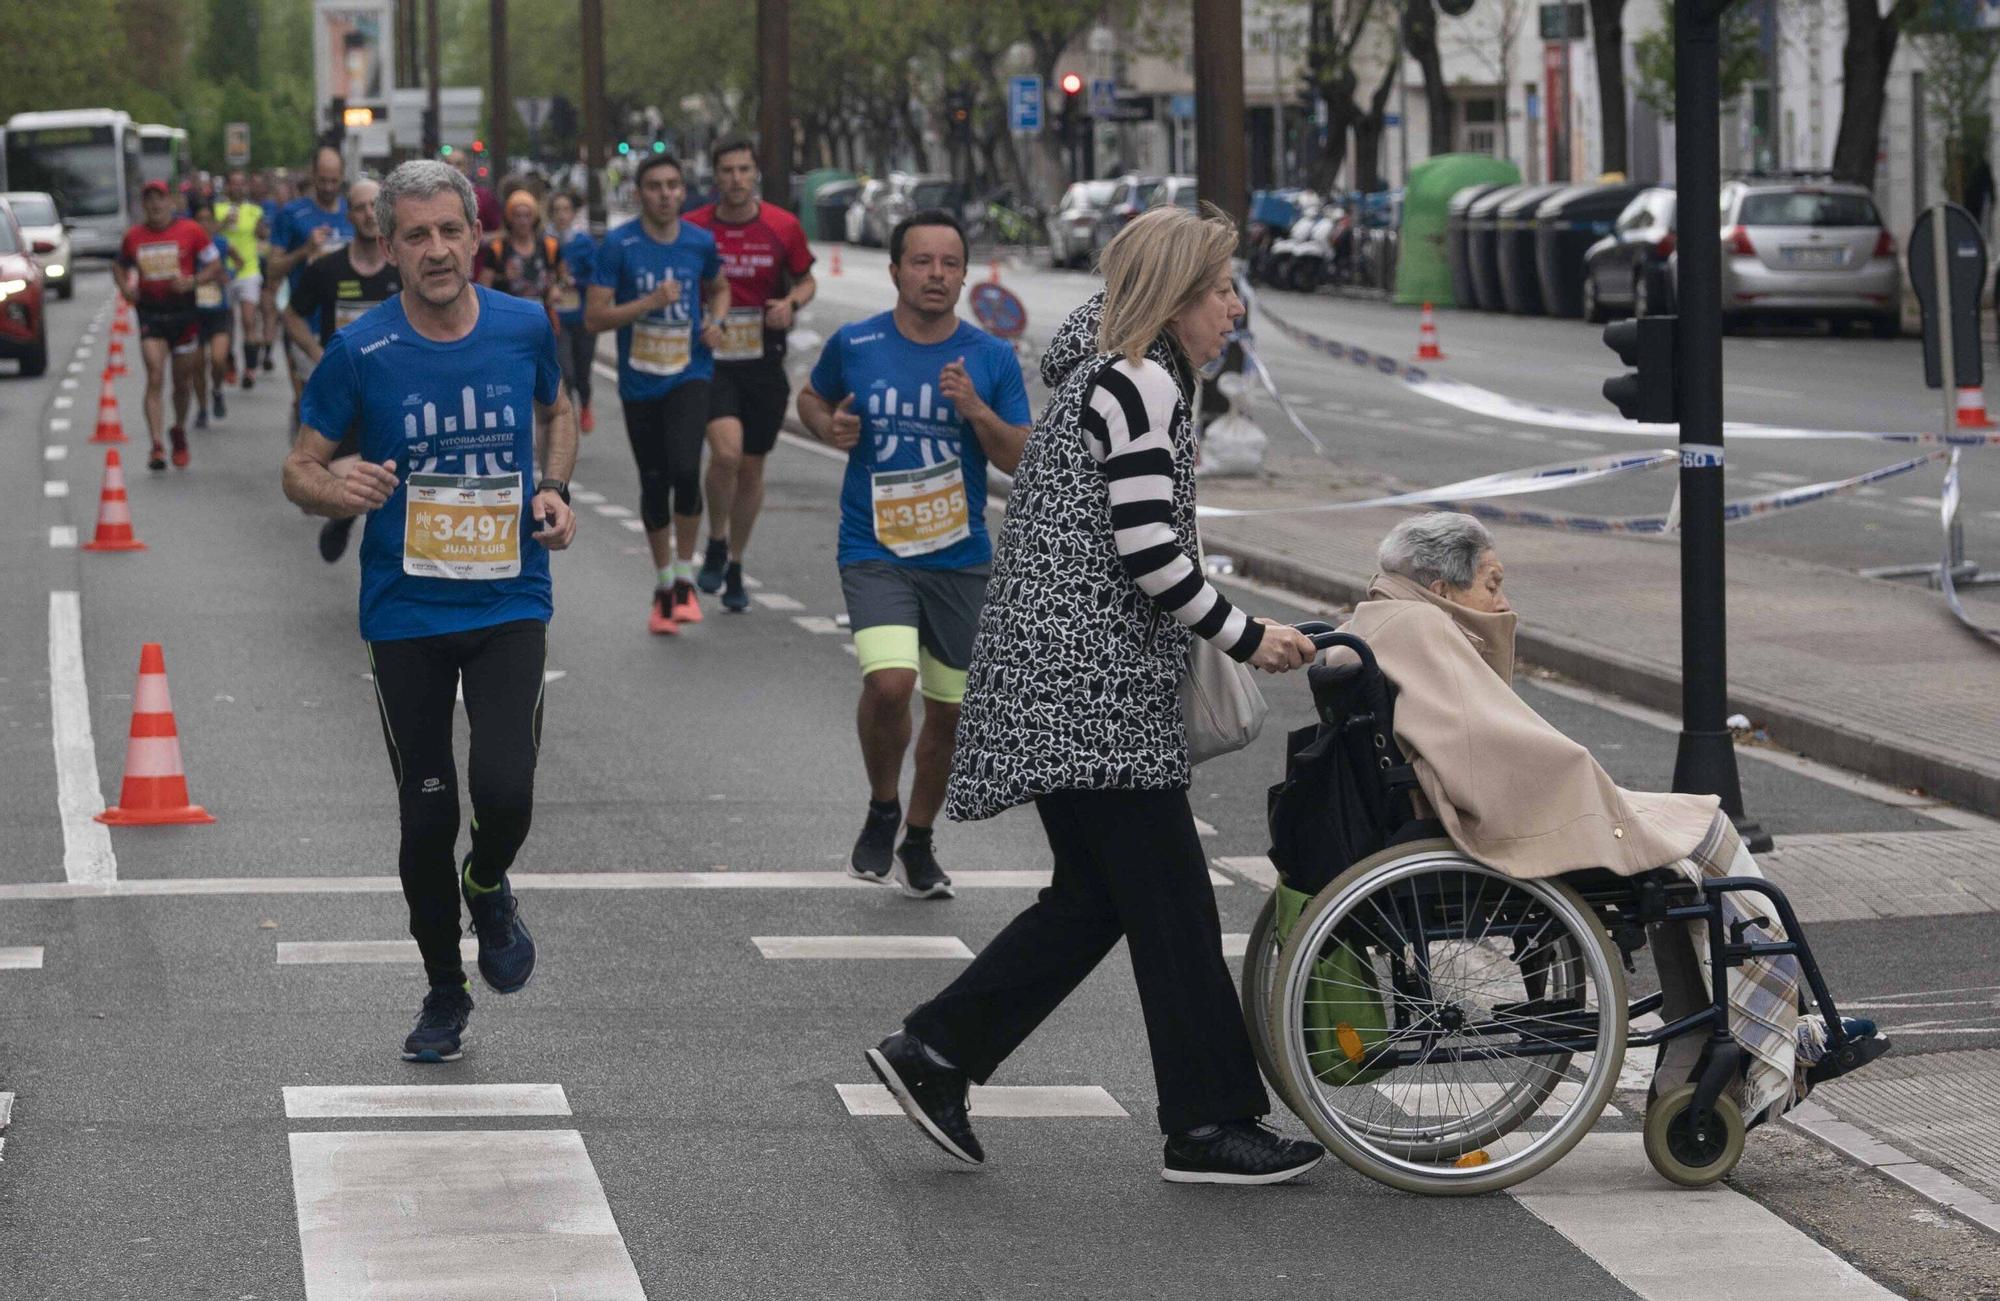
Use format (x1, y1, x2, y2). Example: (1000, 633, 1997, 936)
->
(1642, 1084, 1745, 1187)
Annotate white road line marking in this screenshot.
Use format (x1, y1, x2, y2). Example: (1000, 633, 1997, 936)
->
(572, 489, 607, 504)
(753, 935, 974, 959)
(1221, 933, 1248, 958)
(1379, 1079, 1620, 1119)
(592, 503, 633, 517)
(792, 615, 842, 634)
(0, 868, 1233, 900)
(53, 396, 71, 408)
(1193, 816, 1218, 837)
(1752, 471, 1810, 485)
(1214, 854, 1278, 889)
(277, 939, 478, 965)
(59, 377, 76, 389)
(753, 592, 805, 610)
(48, 526, 77, 549)
(289, 1130, 645, 1300)
(1512, 430, 1551, 443)
(1900, 496, 1943, 509)
(66, 360, 82, 373)
(837, 1083, 1129, 1117)
(742, 574, 764, 589)
(1554, 438, 1604, 452)
(0, 947, 45, 969)
(43, 481, 68, 498)
(284, 1084, 571, 1119)
(43, 445, 66, 461)
(49, 418, 70, 432)
(1507, 1133, 1898, 1299)
(48, 593, 114, 886)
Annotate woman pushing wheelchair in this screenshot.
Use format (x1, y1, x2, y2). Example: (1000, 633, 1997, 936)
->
(1248, 510, 1890, 1193)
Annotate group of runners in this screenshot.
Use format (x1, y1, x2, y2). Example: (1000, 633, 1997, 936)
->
(261, 137, 1029, 1072)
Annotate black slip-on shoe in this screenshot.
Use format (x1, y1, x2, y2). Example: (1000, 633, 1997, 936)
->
(865, 1031, 984, 1165)
(895, 838, 955, 900)
(849, 804, 900, 883)
(1162, 1120, 1325, 1185)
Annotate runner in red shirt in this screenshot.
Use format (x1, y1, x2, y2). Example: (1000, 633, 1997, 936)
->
(118, 180, 224, 470)
(684, 137, 817, 611)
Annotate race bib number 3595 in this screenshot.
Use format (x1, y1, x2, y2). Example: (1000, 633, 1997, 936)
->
(871, 458, 971, 559)
(404, 472, 524, 579)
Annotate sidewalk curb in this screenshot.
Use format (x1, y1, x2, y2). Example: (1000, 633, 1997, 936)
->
(1784, 1101, 2000, 1239)
(1219, 542, 2000, 819)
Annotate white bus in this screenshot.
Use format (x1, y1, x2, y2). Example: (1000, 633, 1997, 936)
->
(3, 109, 142, 259)
(138, 124, 192, 198)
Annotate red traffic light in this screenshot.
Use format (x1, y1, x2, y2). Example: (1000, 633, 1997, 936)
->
(1060, 72, 1084, 96)
(471, 139, 485, 153)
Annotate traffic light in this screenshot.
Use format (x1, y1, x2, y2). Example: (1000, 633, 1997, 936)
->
(440, 143, 453, 156)
(1060, 72, 1084, 99)
(946, 89, 972, 145)
(326, 96, 347, 146)
(1601, 315, 1678, 424)
(471, 139, 485, 154)
(617, 140, 631, 155)
(651, 140, 666, 154)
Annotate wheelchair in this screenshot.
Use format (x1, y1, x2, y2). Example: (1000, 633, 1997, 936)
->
(1239, 626, 1888, 1196)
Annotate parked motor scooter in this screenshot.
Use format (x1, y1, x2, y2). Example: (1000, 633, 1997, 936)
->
(1288, 205, 1346, 292)
(1266, 202, 1321, 291)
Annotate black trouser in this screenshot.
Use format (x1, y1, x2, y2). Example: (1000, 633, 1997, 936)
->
(367, 619, 547, 987)
(905, 787, 1269, 1134)
(557, 320, 594, 408)
(621, 382, 709, 529)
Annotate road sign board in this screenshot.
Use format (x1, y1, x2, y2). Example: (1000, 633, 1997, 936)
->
(1909, 203, 1987, 389)
(515, 96, 554, 134)
(1089, 77, 1118, 120)
(224, 122, 251, 168)
(1008, 76, 1043, 133)
(970, 282, 1027, 340)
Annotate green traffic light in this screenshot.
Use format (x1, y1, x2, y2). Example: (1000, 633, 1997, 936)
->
(651, 141, 665, 153)
(617, 141, 631, 155)
(440, 144, 453, 156)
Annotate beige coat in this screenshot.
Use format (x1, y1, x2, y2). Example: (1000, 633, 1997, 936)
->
(1341, 573, 1720, 880)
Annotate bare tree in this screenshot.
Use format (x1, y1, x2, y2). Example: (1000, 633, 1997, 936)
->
(1831, 0, 1922, 187)
(1445, 0, 1530, 164)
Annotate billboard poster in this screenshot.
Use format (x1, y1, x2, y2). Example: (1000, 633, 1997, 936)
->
(315, 1, 392, 106)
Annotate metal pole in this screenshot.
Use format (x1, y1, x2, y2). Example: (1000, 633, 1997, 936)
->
(581, 0, 606, 233)
(1932, 205, 1966, 581)
(489, 0, 509, 182)
(1670, 0, 1768, 851)
(1194, 0, 1248, 228)
(424, 0, 441, 157)
(1273, 11, 1286, 189)
(758, 0, 793, 207)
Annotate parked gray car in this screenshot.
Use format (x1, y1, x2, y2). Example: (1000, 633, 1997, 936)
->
(1046, 179, 1117, 269)
(1717, 179, 1900, 337)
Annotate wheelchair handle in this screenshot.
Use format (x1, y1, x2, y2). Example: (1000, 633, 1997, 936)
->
(1293, 621, 1378, 673)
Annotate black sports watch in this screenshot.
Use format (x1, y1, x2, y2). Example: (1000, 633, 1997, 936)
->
(535, 478, 571, 505)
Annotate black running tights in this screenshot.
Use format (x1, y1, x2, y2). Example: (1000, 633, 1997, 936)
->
(621, 381, 710, 530)
(368, 619, 547, 987)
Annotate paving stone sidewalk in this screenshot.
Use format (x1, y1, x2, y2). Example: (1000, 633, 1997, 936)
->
(1197, 489, 2000, 816)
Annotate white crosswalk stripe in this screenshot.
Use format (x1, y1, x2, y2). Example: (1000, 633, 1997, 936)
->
(837, 1083, 1129, 1117)
(284, 1085, 571, 1119)
(276, 939, 477, 965)
(752, 935, 974, 959)
(0, 946, 45, 969)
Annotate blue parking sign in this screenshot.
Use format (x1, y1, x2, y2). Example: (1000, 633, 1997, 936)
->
(1008, 76, 1043, 133)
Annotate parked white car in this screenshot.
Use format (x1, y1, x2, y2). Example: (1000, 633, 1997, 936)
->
(5, 191, 73, 300)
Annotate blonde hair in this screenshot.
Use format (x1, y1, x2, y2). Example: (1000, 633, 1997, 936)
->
(1096, 204, 1238, 363)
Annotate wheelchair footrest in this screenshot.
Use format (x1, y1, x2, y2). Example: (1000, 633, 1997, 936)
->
(1806, 1033, 1893, 1089)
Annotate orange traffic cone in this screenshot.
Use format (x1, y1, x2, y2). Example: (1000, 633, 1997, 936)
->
(91, 373, 127, 444)
(1415, 302, 1446, 361)
(829, 246, 842, 276)
(106, 333, 128, 377)
(989, 253, 1003, 283)
(81, 450, 146, 552)
(97, 644, 214, 826)
(1956, 386, 1994, 430)
(111, 301, 132, 337)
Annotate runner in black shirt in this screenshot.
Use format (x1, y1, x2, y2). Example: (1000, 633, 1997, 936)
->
(282, 178, 402, 563)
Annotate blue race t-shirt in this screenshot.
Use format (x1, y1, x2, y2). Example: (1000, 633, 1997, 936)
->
(273, 195, 352, 328)
(557, 228, 596, 327)
(591, 217, 723, 401)
(299, 286, 563, 643)
(809, 311, 1031, 571)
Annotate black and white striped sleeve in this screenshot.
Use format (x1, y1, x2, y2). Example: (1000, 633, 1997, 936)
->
(1082, 359, 1265, 663)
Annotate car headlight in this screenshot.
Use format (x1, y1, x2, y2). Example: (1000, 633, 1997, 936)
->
(44, 263, 64, 277)
(0, 278, 28, 300)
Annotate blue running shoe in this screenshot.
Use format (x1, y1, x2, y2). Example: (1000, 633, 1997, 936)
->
(463, 862, 537, 994)
(722, 563, 751, 613)
(696, 538, 729, 594)
(402, 983, 473, 1062)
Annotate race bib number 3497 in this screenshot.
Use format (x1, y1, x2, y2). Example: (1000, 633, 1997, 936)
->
(404, 472, 524, 579)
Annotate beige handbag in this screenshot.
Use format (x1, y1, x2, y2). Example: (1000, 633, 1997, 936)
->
(1179, 539, 1268, 765)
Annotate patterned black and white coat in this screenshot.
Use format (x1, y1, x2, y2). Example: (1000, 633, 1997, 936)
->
(946, 292, 1267, 823)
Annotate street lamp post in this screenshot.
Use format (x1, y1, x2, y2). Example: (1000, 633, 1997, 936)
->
(1671, 0, 1769, 851)
(489, 0, 509, 182)
(1193, 0, 1248, 228)
(758, 0, 792, 207)
(581, 0, 607, 233)
(424, 0, 441, 157)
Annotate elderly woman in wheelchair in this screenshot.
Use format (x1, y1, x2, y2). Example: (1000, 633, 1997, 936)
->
(1246, 511, 1889, 1195)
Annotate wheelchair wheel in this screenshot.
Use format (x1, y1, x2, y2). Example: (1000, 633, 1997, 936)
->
(1642, 1084, 1744, 1187)
(1241, 894, 1282, 1090)
(1268, 840, 1627, 1196)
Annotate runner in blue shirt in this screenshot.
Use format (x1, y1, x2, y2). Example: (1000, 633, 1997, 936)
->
(547, 190, 598, 434)
(267, 144, 353, 417)
(797, 209, 1031, 900)
(282, 159, 580, 1066)
(584, 150, 730, 633)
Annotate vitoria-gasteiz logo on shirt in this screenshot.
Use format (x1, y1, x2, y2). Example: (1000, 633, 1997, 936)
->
(864, 377, 962, 465)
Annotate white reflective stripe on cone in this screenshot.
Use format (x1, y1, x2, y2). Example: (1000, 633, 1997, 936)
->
(98, 501, 132, 525)
(122, 735, 186, 779)
(132, 673, 174, 714)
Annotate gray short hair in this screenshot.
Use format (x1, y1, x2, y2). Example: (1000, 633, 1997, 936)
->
(1378, 511, 1494, 589)
(376, 160, 477, 242)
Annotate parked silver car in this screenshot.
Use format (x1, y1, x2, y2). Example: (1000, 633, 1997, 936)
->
(1717, 180, 1900, 337)
(1046, 180, 1117, 269)
(1148, 175, 1199, 212)
(4, 191, 73, 300)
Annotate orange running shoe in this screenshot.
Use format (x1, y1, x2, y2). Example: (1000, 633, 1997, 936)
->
(648, 587, 679, 635)
(579, 403, 595, 434)
(671, 579, 703, 624)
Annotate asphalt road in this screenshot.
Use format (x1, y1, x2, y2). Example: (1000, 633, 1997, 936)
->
(0, 267, 1993, 1299)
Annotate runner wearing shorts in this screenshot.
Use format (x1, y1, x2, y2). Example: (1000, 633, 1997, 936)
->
(267, 145, 353, 417)
(796, 210, 1031, 900)
(188, 199, 242, 429)
(118, 180, 223, 471)
(218, 170, 269, 384)
(282, 159, 579, 1064)
(685, 137, 817, 612)
(584, 150, 731, 634)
